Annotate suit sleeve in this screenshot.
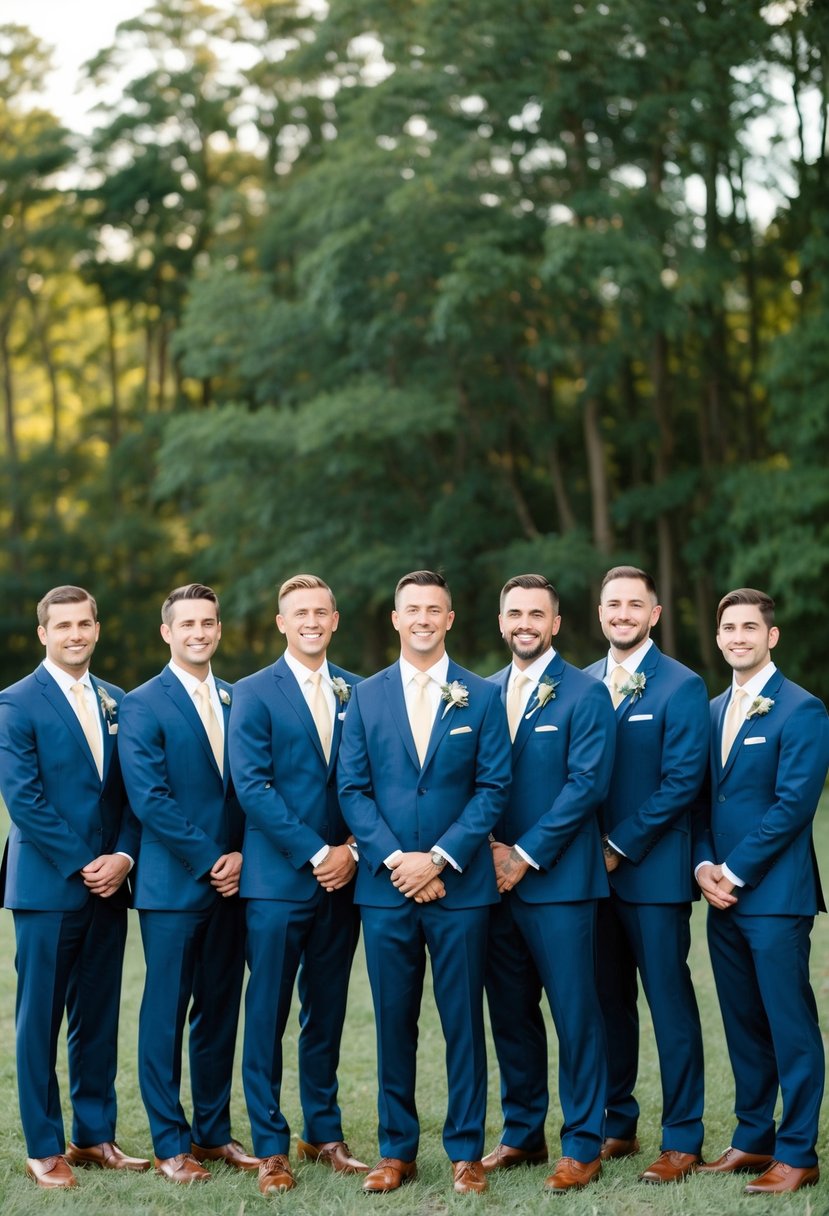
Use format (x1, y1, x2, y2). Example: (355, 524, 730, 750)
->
(516, 680, 616, 870)
(0, 693, 95, 878)
(337, 685, 406, 872)
(609, 676, 710, 864)
(118, 694, 223, 878)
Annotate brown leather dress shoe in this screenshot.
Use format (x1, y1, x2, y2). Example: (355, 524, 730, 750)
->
(25, 1155, 78, 1189)
(191, 1139, 260, 1170)
(543, 1156, 602, 1192)
(452, 1160, 488, 1194)
(66, 1141, 151, 1171)
(362, 1157, 417, 1193)
(481, 1141, 549, 1171)
(296, 1138, 369, 1173)
(697, 1147, 774, 1175)
(744, 1161, 819, 1194)
(154, 1152, 212, 1183)
(600, 1136, 640, 1161)
(639, 1150, 701, 1184)
(258, 1154, 296, 1194)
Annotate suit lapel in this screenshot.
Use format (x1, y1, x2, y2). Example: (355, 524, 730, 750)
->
(384, 665, 421, 772)
(90, 675, 117, 784)
(161, 667, 222, 777)
(512, 653, 565, 761)
(421, 662, 465, 772)
(327, 664, 351, 777)
(616, 644, 660, 723)
(37, 665, 102, 782)
(720, 670, 784, 780)
(273, 657, 327, 765)
(217, 679, 232, 790)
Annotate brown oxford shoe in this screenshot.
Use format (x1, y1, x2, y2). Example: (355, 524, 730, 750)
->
(452, 1160, 488, 1194)
(66, 1141, 151, 1171)
(25, 1155, 78, 1189)
(543, 1156, 602, 1192)
(258, 1154, 296, 1194)
(639, 1150, 701, 1184)
(697, 1147, 774, 1175)
(191, 1139, 260, 1170)
(481, 1141, 549, 1171)
(297, 1138, 369, 1174)
(362, 1157, 417, 1193)
(744, 1160, 819, 1194)
(154, 1152, 212, 1183)
(601, 1136, 640, 1161)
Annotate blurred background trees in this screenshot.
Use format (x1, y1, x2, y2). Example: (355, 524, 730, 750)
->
(1, 0, 826, 693)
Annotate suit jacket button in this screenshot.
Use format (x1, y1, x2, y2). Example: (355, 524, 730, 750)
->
(418, 788, 427, 795)
(718, 794, 726, 803)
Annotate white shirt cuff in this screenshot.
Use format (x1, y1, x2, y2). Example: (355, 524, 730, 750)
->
(721, 861, 745, 888)
(606, 837, 626, 859)
(384, 849, 403, 870)
(514, 844, 539, 870)
(310, 844, 330, 867)
(116, 852, 134, 872)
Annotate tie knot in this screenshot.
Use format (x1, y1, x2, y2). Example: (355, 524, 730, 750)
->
(308, 671, 322, 688)
(70, 682, 85, 695)
(194, 681, 210, 700)
(511, 672, 530, 693)
(414, 672, 431, 689)
(732, 687, 746, 705)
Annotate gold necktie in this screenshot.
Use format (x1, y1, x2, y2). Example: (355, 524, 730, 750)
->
(609, 664, 628, 710)
(410, 672, 433, 766)
(721, 687, 747, 766)
(194, 682, 224, 774)
(308, 671, 332, 761)
(70, 682, 103, 779)
(507, 673, 531, 741)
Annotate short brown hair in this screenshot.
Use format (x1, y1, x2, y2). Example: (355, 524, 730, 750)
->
(394, 570, 451, 609)
(37, 585, 97, 627)
(161, 583, 221, 626)
(499, 573, 559, 614)
(278, 574, 336, 613)
(600, 565, 658, 600)
(716, 587, 775, 629)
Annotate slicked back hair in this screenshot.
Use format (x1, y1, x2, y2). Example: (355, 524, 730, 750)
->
(161, 583, 221, 626)
(37, 585, 97, 627)
(499, 573, 559, 614)
(716, 587, 775, 629)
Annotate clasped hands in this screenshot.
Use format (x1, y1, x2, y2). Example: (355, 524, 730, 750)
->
(80, 853, 132, 898)
(210, 851, 243, 897)
(490, 840, 529, 893)
(313, 841, 357, 892)
(696, 862, 738, 910)
(389, 852, 446, 903)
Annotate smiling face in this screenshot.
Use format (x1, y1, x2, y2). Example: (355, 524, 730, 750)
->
(277, 587, 339, 669)
(38, 599, 100, 676)
(598, 576, 661, 659)
(392, 582, 454, 669)
(161, 598, 222, 677)
(499, 586, 561, 670)
(716, 604, 779, 685)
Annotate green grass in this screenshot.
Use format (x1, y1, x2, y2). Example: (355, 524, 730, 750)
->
(1, 798, 828, 1215)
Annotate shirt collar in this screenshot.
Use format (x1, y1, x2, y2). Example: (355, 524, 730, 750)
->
(510, 647, 555, 687)
(43, 657, 92, 694)
(168, 658, 216, 696)
(731, 661, 776, 702)
(399, 652, 449, 687)
(606, 637, 653, 676)
(283, 648, 332, 688)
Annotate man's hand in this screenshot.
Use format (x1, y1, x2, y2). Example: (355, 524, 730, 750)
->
(414, 876, 446, 904)
(313, 844, 357, 892)
(390, 851, 443, 898)
(491, 841, 530, 893)
(81, 854, 131, 898)
(696, 862, 738, 910)
(602, 837, 621, 873)
(210, 851, 243, 897)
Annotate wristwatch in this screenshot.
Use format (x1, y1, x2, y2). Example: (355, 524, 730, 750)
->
(347, 842, 359, 863)
(430, 850, 447, 870)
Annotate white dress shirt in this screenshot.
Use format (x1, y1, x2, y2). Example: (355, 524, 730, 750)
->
(282, 650, 339, 866)
(168, 659, 225, 736)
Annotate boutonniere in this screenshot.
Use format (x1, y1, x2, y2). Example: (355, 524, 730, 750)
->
(218, 687, 231, 706)
(746, 695, 774, 718)
(524, 675, 560, 720)
(440, 680, 469, 717)
(618, 671, 646, 704)
(331, 676, 351, 705)
(96, 686, 118, 722)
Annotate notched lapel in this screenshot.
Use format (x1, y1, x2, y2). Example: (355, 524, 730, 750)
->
(38, 666, 102, 780)
(384, 667, 421, 772)
(162, 669, 222, 777)
(273, 659, 327, 766)
(513, 654, 565, 760)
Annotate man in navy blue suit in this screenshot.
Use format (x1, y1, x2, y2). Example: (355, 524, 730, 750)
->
(695, 588, 828, 1194)
(338, 570, 512, 1197)
(0, 585, 147, 1189)
(584, 566, 709, 1183)
(229, 574, 367, 1196)
(118, 583, 255, 1184)
(483, 573, 615, 1194)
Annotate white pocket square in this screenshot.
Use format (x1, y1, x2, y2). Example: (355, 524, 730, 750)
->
(108, 723, 118, 734)
(337, 711, 346, 721)
(628, 714, 653, 722)
(450, 725, 472, 735)
(534, 724, 558, 732)
(744, 736, 766, 745)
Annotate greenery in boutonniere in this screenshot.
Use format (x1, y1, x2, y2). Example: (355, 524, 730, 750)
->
(746, 695, 774, 718)
(618, 671, 646, 703)
(96, 686, 118, 722)
(440, 680, 469, 717)
(524, 675, 560, 720)
(331, 676, 351, 704)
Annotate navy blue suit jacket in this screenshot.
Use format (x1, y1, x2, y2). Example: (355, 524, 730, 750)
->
(337, 659, 512, 909)
(229, 657, 360, 902)
(584, 645, 709, 903)
(0, 664, 138, 911)
(491, 653, 615, 903)
(694, 670, 828, 916)
(118, 668, 243, 911)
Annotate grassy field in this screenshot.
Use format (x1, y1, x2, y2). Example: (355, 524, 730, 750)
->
(0, 800, 828, 1215)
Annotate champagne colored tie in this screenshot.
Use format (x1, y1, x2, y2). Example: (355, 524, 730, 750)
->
(507, 673, 531, 741)
(194, 682, 224, 774)
(721, 687, 747, 766)
(70, 682, 103, 779)
(609, 664, 628, 710)
(410, 672, 433, 766)
(308, 671, 332, 761)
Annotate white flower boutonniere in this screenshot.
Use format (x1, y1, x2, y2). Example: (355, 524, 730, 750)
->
(218, 688, 231, 706)
(524, 675, 561, 720)
(619, 671, 646, 704)
(746, 695, 774, 718)
(331, 676, 351, 705)
(96, 686, 118, 722)
(440, 680, 469, 718)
